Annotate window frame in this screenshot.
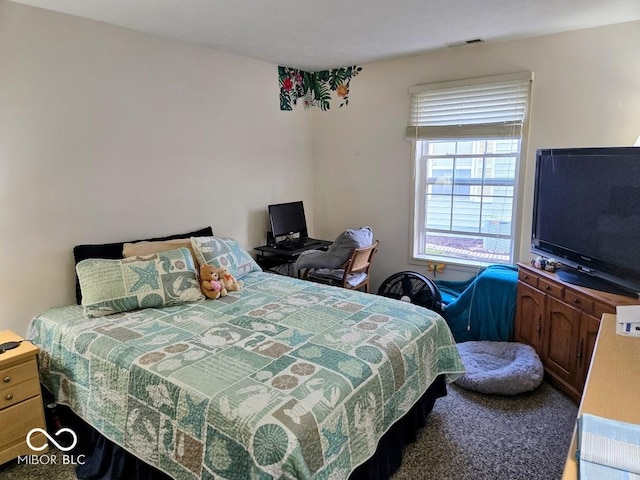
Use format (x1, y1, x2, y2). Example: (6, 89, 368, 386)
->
(407, 72, 533, 269)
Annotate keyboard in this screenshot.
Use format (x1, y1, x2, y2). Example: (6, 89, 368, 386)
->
(276, 238, 321, 250)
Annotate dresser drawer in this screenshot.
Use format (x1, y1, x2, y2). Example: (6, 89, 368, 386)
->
(0, 377, 41, 410)
(594, 302, 616, 319)
(0, 396, 46, 450)
(518, 269, 539, 288)
(539, 278, 563, 299)
(564, 290, 595, 314)
(0, 359, 39, 390)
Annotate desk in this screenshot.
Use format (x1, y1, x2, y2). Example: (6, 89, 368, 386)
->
(254, 240, 332, 274)
(561, 313, 640, 479)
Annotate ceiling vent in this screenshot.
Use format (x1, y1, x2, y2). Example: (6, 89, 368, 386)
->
(446, 38, 485, 48)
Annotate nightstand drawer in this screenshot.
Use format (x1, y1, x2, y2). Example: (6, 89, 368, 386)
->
(0, 396, 47, 450)
(0, 359, 39, 390)
(0, 377, 41, 410)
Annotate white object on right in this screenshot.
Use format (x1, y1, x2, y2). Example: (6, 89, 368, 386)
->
(615, 305, 640, 336)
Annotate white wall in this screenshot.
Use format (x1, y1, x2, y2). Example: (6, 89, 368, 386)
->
(0, 1, 314, 335)
(2, 3, 639, 335)
(311, 21, 640, 289)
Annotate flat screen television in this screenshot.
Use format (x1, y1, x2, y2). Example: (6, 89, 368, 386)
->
(532, 147, 640, 297)
(268, 201, 308, 239)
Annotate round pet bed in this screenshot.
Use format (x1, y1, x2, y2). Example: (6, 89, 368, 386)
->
(455, 341, 543, 395)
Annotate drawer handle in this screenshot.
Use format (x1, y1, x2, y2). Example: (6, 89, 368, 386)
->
(2, 376, 10, 384)
(577, 338, 584, 365)
(573, 298, 580, 304)
(537, 314, 542, 339)
(5, 393, 13, 401)
(523, 275, 529, 279)
(545, 286, 551, 291)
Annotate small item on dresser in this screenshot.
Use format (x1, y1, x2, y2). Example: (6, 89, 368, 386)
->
(532, 256, 546, 270)
(615, 305, 640, 337)
(531, 256, 557, 272)
(0, 340, 22, 354)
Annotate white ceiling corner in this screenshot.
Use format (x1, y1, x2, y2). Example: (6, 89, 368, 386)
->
(10, 0, 640, 71)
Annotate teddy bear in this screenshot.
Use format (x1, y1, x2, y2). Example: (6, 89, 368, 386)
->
(217, 266, 243, 292)
(199, 264, 227, 300)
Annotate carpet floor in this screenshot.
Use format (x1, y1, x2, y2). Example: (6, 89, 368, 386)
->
(392, 381, 578, 480)
(0, 381, 577, 480)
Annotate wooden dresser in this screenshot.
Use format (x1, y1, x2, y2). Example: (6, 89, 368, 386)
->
(0, 330, 48, 464)
(515, 263, 640, 401)
(561, 313, 640, 479)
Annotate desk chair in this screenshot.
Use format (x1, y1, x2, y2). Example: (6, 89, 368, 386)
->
(301, 240, 379, 292)
(294, 226, 373, 272)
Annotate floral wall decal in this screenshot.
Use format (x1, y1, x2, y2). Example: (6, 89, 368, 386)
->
(278, 65, 362, 111)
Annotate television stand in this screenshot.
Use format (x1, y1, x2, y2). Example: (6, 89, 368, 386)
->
(556, 268, 639, 298)
(515, 262, 640, 403)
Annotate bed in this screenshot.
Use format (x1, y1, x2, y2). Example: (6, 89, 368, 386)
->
(27, 237, 464, 480)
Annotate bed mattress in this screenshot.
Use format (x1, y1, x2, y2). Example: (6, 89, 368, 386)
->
(28, 271, 464, 479)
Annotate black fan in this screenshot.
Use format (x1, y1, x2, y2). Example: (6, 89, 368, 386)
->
(377, 271, 442, 312)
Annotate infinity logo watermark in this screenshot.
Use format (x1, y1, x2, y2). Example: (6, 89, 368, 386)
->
(19, 428, 85, 465)
(26, 428, 78, 451)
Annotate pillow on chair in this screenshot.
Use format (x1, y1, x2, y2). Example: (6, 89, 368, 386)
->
(295, 226, 373, 271)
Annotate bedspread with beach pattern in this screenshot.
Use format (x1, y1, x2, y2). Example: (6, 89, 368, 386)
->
(28, 271, 464, 480)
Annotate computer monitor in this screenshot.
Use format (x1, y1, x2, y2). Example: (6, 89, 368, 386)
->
(268, 201, 308, 239)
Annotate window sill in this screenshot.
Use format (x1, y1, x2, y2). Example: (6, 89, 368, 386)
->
(408, 255, 511, 275)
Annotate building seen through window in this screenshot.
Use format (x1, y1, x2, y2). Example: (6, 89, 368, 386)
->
(414, 138, 518, 264)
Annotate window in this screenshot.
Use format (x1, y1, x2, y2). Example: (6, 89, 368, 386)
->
(408, 73, 533, 266)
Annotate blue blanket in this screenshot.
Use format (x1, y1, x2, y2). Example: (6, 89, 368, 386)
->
(436, 265, 518, 342)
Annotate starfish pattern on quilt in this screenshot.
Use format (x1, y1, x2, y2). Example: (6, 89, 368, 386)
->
(179, 393, 209, 438)
(130, 262, 160, 292)
(322, 416, 348, 458)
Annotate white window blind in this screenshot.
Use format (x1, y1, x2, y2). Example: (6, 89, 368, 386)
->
(406, 72, 533, 140)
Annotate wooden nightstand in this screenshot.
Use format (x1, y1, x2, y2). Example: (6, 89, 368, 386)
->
(0, 330, 48, 464)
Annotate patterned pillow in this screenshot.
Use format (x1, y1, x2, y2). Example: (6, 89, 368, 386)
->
(76, 247, 204, 318)
(122, 239, 202, 271)
(73, 226, 213, 305)
(190, 236, 261, 279)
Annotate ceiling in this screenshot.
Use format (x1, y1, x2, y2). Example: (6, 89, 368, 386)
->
(12, 0, 640, 71)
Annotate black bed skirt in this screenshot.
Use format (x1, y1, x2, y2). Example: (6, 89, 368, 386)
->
(52, 375, 447, 480)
